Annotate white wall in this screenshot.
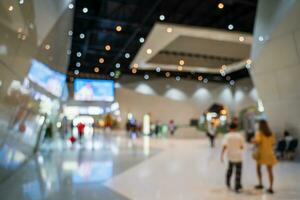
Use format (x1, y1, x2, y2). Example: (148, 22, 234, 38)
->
(250, 0, 300, 144)
(116, 77, 258, 125)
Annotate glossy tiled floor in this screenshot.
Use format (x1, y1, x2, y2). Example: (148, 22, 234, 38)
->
(0, 130, 300, 200)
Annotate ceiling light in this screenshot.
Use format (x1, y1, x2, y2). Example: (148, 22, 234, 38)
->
(74, 70, 79, 75)
(221, 65, 227, 70)
(165, 72, 170, 77)
(258, 36, 264, 41)
(239, 36, 245, 42)
(105, 45, 111, 51)
(45, 44, 51, 50)
(8, 6, 14, 11)
(156, 67, 161, 72)
(82, 7, 88, 13)
(230, 80, 235, 86)
(166, 27, 173, 33)
(76, 62, 81, 67)
(203, 78, 208, 83)
(115, 63, 121, 68)
(159, 15, 165, 21)
(68, 3, 74, 9)
(146, 48, 152, 54)
(177, 66, 183, 71)
(139, 37, 145, 43)
(198, 76, 203, 81)
(144, 74, 149, 80)
(116, 25, 122, 32)
(218, 3, 224, 9)
(79, 33, 85, 39)
(176, 76, 181, 81)
(132, 68, 137, 74)
(220, 69, 226, 76)
(99, 58, 105, 64)
(19, 0, 24, 4)
(226, 76, 231, 81)
(246, 59, 252, 65)
(110, 72, 115, 77)
(94, 67, 99, 73)
(179, 59, 185, 65)
(76, 52, 82, 57)
(228, 24, 234, 30)
(67, 49, 71, 55)
(68, 30, 73, 36)
(125, 53, 130, 59)
(133, 63, 139, 68)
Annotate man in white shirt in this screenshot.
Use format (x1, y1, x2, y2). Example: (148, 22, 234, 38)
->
(221, 123, 245, 192)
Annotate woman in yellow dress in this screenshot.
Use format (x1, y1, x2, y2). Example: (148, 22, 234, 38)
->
(252, 120, 278, 194)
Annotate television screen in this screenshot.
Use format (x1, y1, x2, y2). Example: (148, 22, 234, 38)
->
(74, 79, 114, 102)
(28, 59, 66, 97)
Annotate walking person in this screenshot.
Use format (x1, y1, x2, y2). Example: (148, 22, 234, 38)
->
(252, 120, 278, 194)
(221, 123, 245, 193)
(207, 121, 217, 147)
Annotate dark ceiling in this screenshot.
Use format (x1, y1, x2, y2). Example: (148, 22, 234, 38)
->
(68, 0, 257, 83)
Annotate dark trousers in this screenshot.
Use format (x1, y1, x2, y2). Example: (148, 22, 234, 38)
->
(226, 161, 242, 189)
(206, 133, 215, 147)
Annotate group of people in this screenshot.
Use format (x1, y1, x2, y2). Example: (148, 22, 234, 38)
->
(220, 120, 278, 194)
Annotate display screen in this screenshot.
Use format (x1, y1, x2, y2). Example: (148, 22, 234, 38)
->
(74, 79, 114, 102)
(28, 59, 66, 97)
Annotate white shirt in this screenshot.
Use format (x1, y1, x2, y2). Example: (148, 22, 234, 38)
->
(222, 132, 245, 162)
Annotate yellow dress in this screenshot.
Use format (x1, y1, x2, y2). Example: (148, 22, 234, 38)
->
(254, 131, 278, 165)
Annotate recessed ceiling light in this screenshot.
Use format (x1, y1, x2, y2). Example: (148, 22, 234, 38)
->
(246, 59, 252, 65)
(146, 49, 152, 54)
(68, 30, 73, 36)
(156, 67, 161, 72)
(74, 70, 79, 75)
(139, 37, 145, 43)
(76, 62, 81, 67)
(165, 72, 170, 77)
(239, 36, 245, 42)
(67, 49, 71, 55)
(68, 3, 74, 9)
(105, 45, 111, 51)
(116, 25, 122, 32)
(218, 3, 224, 9)
(110, 72, 115, 77)
(179, 59, 185, 66)
(45, 44, 51, 50)
(228, 24, 234, 30)
(159, 15, 165, 21)
(82, 7, 88, 13)
(166, 27, 173, 33)
(76, 52, 82, 57)
(176, 76, 181, 81)
(230, 80, 235, 85)
(226, 76, 231, 81)
(203, 78, 208, 83)
(132, 68, 137, 74)
(144, 74, 149, 80)
(133, 63, 139, 68)
(177, 66, 183, 71)
(99, 58, 105, 63)
(198, 76, 203, 81)
(258, 36, 264, 41)
(115, 63, 121, 68)
(19, 0, 24, 4)
(79, 33, 85, 39)
(94, 67, 99, 73)
(125, 53, 130, 59)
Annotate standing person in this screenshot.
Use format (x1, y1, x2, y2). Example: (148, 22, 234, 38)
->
(76, 122, 85, 142)
(221, 123, 245, 193)
(252, 120, 278, 194)
(207, 121, 217, 147)
(168, 120, 176, 136)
